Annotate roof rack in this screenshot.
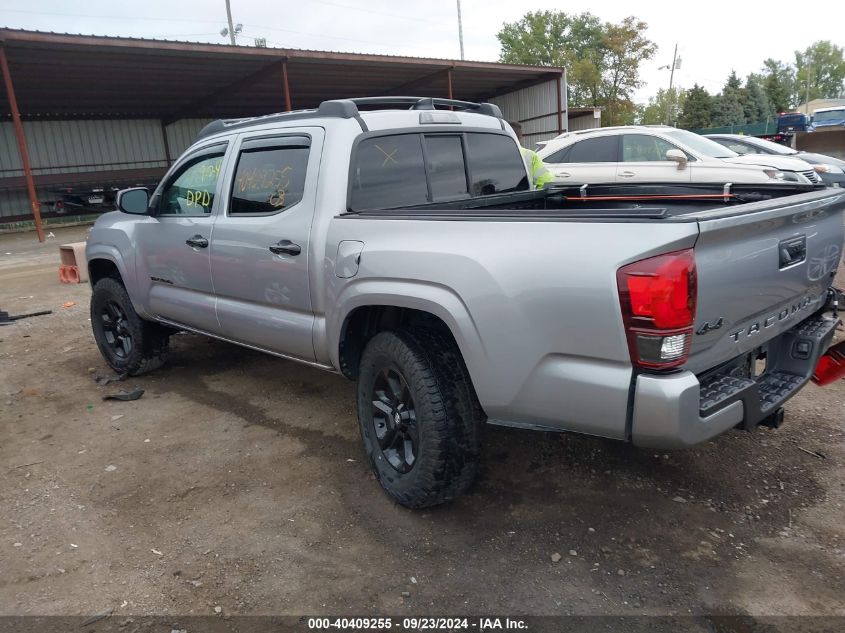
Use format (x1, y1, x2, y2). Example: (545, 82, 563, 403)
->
(195, 96, 502, 141)
(346, 96, 502, 118)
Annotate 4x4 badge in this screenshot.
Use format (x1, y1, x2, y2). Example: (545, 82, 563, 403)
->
(696, 318, 724, 335)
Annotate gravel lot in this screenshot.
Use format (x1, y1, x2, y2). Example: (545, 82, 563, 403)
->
(1, 226, 844, 625)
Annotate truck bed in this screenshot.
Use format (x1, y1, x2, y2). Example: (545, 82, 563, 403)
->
(331, 182, 844, 442)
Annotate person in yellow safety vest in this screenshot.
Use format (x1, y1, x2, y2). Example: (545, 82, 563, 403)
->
(508, 121, 554, 189)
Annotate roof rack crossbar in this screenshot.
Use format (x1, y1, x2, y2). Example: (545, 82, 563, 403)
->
(344, 96, 502, 117)
(195, 100, 360, 141)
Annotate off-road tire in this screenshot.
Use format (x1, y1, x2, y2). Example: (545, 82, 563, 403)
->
(90, 277, 170, 376)
(357, 328, 482, 508)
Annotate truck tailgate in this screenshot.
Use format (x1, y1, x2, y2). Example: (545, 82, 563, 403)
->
(686, 189, 845, 374)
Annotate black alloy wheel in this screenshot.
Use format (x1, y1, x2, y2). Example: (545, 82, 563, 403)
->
(370, 367, 419, 473)
(356, 328, 482, 508)
(90, 277, 170, 376)
(100, 299, 133, 361)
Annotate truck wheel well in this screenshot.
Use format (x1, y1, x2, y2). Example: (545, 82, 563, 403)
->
(89, 259, 123, 286)
(339, 306, 457, 380)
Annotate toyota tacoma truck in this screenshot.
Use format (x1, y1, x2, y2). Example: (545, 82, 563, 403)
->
(86, 97, 845, 508)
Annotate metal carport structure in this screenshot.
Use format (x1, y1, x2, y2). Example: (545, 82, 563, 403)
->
(0, 29, 572, 240)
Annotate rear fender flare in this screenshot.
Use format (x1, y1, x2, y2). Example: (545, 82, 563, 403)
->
(329, 278, 488, 390)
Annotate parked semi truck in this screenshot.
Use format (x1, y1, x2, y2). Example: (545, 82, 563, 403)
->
(692, 112, 814, 146)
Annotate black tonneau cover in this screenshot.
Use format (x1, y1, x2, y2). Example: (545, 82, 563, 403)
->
(342, 182, 821, 220)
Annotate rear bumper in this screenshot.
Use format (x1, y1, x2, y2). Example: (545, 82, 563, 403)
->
(631, 313, 838, 448)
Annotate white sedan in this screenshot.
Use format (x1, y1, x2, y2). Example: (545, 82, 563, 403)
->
(537, 126, 818, 185)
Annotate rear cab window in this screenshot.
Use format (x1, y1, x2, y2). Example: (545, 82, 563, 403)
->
(350, 135, 429, 211)
(349, 131, 528, 211)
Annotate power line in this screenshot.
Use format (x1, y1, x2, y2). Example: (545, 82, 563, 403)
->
(305, 0, 444, 26)
(3, 8, 219, 24)
(4, 5, 442, 53)
(244, 24, 434, 52)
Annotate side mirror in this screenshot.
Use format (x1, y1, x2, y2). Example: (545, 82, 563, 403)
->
(116, 187, 150, 215)
(666, 149, 688, 169)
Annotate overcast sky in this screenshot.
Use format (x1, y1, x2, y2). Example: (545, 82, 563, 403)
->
(4, 0, 844, 103)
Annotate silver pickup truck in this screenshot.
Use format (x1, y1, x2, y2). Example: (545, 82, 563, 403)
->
(86, 97, 845, 508)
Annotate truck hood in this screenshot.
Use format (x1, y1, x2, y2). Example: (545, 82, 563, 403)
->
(723, 154, 815, 172)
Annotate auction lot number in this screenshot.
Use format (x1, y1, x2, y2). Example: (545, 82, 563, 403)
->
(308, 618, 472, 630)
(308, 618, 526, 630)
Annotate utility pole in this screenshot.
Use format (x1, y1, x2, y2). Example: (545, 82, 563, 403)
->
(668, 43, 678, 93)
(662, 43, 679, 125)
(225, 0, 236, 46)
(456, 0, 465, 60)
(805, 63, 811, 113)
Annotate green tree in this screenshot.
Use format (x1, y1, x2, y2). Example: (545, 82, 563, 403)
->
(761, 58, 794, 112)
(497, 10, 656, 125)
(599, 17, 658, 124)
(710, 72, 747, 127)
(725, 70, 742, 91)
(794, 41, 845, 103)
(678, 84, 712, 129)
(627, 103, 646, 125)
(743, 74, 772, 122)
(640, 88, 685, 125)
(710, 92, 746, 127)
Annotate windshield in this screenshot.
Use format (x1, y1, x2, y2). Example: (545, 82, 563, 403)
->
(815, 109, 845, 123)
(743, 137, 797, 155)
(664, 129, 738, 158)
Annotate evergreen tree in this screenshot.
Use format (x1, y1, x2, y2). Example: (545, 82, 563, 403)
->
(678, 84, 712, 129)
(711, 72, 747, 127)
(743, 74, 773, 122)
(711, 91, 746, 127)
(725, 71, 742, 90)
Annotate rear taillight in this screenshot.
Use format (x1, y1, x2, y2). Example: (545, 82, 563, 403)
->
(812, 341, 845, 386)
(617, 249, 697, 370)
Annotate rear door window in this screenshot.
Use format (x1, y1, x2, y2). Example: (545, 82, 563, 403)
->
(621, 134, 680, 162)
(465, 133, 529, 196)
(568, 136, 619, 163)
(229, 137, 310, 215)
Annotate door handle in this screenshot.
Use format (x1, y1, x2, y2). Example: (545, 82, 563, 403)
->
(185, 235, 208, 248)
(554, 171, 571, 178)
(269, 239, 301, 256)
(619, 171, 635, 178)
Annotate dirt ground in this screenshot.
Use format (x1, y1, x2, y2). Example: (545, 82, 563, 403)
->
(1, 225, 844, 623)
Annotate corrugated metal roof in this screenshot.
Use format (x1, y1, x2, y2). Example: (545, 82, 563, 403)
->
(0, 27, 548, 67)
(0, 29, 564, 120)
